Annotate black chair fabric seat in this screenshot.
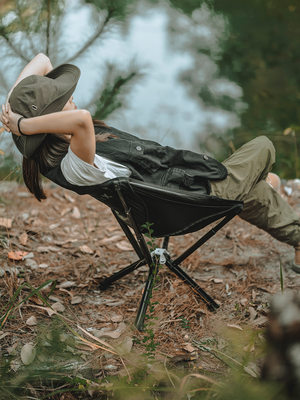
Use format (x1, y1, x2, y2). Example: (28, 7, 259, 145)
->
(89, 177, 243, 237)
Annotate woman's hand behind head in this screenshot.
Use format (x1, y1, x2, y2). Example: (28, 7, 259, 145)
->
(0, 103, 23, 136)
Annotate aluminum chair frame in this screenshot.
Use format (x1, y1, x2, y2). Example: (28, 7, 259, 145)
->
(98, 179, 243, 331)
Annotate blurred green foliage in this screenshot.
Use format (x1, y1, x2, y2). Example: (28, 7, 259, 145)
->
(0, 152, 22, 181)
(92, 64, 142, 120)
(164, 0, 300, 177)
(213, 0, 300, 133)
(0, 319, 291, 400)
(85, 0, 138, 19)
(202, 127, 300, 179)
(0, 0, 64, 60)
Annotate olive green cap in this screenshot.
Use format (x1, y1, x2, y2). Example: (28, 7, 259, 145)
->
(9, 63, 80, 158)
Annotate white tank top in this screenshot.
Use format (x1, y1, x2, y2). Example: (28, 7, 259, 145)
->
(61, 146, 131, 186)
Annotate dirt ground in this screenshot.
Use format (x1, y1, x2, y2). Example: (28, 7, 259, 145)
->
(0, 179, 300, 374)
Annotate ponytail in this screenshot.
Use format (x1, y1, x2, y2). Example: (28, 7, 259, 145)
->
(22, 135, 69, 202)
(22, 156, 46, 202)
(93, 119, 118, 142)
(93, 119, 109, 127)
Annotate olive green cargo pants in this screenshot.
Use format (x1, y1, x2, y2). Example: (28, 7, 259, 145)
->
(210, 136, 300, 247)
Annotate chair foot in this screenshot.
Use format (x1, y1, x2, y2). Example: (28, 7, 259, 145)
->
(135, 266, 159, 331)
(166, 259, 220, 311)
(207, 302, 220, 312)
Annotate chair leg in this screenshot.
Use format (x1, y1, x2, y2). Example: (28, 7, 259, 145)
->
(162, 236, 170, 250)
(165, 259, 219, 311)
(99, 258, 146, 289)
(112, 210, 145, 259)
(135, 264, 159, 331)
(173, 213, 237, 266)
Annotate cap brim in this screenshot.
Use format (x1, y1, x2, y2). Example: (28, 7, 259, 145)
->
(12, 132, 47, 159)
(42, 64, 80, 115)
(46, 63, 80, 81)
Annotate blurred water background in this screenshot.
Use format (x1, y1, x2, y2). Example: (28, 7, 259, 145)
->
(0, 0, 299, 178)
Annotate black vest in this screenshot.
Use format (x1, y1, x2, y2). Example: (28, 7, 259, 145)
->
(43, 125, 227, 200)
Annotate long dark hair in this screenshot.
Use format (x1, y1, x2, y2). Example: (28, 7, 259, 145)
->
(22, 120, 114, 201)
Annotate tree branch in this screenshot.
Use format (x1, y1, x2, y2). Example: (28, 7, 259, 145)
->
(0, 29, 30, 62)
(94, 70, 139, 119)
(15, 0, 39, 56)
(65, 10, 113, 63)
(45, 0, 51, 56)
(0, 68, 9, 92)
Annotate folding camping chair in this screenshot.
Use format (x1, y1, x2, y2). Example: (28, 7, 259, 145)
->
(86, 177, 244, 331)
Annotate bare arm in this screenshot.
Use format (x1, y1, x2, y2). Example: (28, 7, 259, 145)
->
(6, 53, 53, 104)
(1, 105, 96, 165)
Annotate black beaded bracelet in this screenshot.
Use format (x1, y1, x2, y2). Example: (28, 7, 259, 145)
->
(17, 116, 27, 136)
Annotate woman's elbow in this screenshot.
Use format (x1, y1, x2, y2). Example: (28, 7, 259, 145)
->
(77, 109, 92, 127)
(36, 53, 50, 63)
(36, 53, 52, 74)
(73, 110, 93, 135)
(37, 52, 47, 58)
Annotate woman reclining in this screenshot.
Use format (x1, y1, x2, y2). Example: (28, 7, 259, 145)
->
(1, 53, 299, 271)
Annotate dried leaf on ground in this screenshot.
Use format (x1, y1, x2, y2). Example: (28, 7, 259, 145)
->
(25, 259, 37, 268)
(72, 206, 81, 219)
(52, 302, 65, 312)
(38, 263, 49, 269)
(44, 307, 56, 317)
(0, 332, 11, 340)
(100, 234, 123, 244)
(36, 245, 61, 253)
(250, 316, 268, 327)
(116, 241, 132, 251)
(183, 343, 197, 353)
(93, 322, 126, 339)
(58, 281, 76, 289)
(60, 207, 71, 217)
(118, 336, 133, 354)
(111, 314, 123, 323)
(244, 363, 259, 378)
(24, 252, 34, 259)
(19, 232, 28, 245)
(49, 222, 61, 229)
(213, 278, 223, 284)
(248, 306, 257, 322)
(64, 193, 75, 203)
(26, 316, 37, 326)
(0, 217, 12, 229)
(17, 192, 31, 198)
(71, 296, 83, 305)
(227, 323, 243, 331)
(20, 343, 36, 365)
(79, 245, 94, 254)
(240, 298, 248, 306)
(8, 250, 28, 261)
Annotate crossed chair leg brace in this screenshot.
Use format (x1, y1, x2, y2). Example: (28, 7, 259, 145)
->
(99, 189, 239, 331)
